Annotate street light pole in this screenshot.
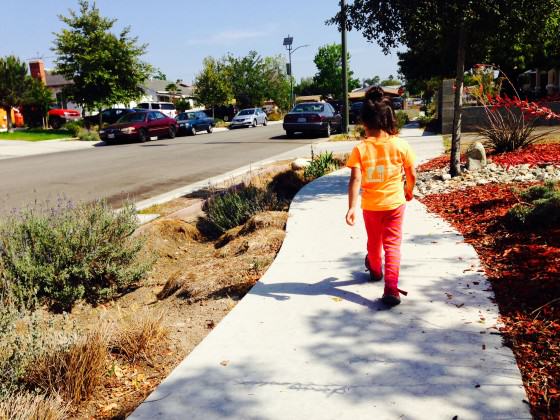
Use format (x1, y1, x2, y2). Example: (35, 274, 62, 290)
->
(283, 36, 308, 109)
(341, 0, 349, 134)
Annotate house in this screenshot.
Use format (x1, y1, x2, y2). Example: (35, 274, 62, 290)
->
(520, 67, 560, 97)
(139, 79, 195, 107)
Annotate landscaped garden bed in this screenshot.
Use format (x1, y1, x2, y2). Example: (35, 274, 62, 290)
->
(417, 145, 560, 418)
(0, 153, 345, 419)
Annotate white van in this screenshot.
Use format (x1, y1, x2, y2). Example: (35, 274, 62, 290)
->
(136, 102, 177, 118)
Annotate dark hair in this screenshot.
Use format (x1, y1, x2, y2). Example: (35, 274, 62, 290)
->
(360, 86, 398, 135)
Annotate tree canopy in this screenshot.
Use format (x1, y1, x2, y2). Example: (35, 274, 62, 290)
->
(0, 56, 31, 132)
(52, 0, 152, 114)
(194, 57, 232, 115)
(312, 44, 360, 99)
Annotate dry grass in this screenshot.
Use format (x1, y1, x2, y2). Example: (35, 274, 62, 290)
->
(0, 392, 69, 420)
(110, 310, 170, 363)
(25, 328, 108, 405)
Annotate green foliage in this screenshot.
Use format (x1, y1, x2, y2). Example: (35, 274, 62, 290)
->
(151, 68, 167, 81)
(0, 56, 31, 132)
(203, 186, 278, 234)
(23, 78, 54, 128)
(380, 75, 401, 86)
(294, 77, 319, 97)
(304, 151, 339, 180)
(267, 111, 283, 121)
(194, 57, 232, 110)
(395, 110, 409, 130)
(312, 44, 360, 99)
(417, 114, 434, 128)
(52, 0, 152, 113)
(77, 128, 100, 141)
(507, 182, 560, 229)
(175, 98, 191, 112)
(362, 75, 380, 86)
(0, 200, 151, 312)
(63, 120, 83, 137)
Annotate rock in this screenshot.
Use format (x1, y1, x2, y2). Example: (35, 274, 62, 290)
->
(546, 165, 555, 174)
(441, 173, 452, 181)
(466, 142, 487, 171)
(291, 158, 311, 170)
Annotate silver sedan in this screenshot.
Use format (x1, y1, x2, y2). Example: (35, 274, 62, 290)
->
(229, 108, 268, 128)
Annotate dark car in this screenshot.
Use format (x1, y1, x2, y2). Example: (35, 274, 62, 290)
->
(176, 111, 215, 136)
(99, 110, 177, 143)
(283, 102, 342, 138)
(84, 108, 135, 127)
(349, 101, 363, 124)
(391, 97, 404, 110)
(204, 105, 239, 122)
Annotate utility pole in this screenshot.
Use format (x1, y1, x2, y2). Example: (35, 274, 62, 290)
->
(341, 0, 349, 134)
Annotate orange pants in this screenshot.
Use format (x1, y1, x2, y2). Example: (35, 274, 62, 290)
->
(363, 204, 405, 289)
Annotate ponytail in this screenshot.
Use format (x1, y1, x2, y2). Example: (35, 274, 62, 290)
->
(360, 86, 398, 135)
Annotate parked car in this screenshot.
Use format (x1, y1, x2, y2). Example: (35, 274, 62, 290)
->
(84, 108, 135, 126)
(99, 110, 177, 143)
(391, 97, 404, 110)
(283, 102, 341, 138)
(176, 111, 215, 136)
(349, 101, 363, 124)
(204, 105, 238, 122)
(48, 107, 81, 129)
(136, 102, 177, 118)
(229, 108, 268, 128)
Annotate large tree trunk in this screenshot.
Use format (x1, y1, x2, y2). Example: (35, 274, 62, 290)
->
(6, 107, 13, 133)
(450, 23, 466, 177)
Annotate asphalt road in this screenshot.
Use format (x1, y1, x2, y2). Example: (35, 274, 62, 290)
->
(0, 124, 320, 215)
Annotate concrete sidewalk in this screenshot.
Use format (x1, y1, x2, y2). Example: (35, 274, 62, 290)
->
(131, 128, 529, 420)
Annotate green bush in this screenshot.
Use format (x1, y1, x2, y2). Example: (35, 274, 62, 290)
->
(203, 186, 279, 234)
(0, 200, 151, 312)
(395, 111, 409, 130)
(507, 181, 560, 229)
(63, 120, 83, 138)
(304, 151, 339, 180)
(77, 128, 100, 142)
(417, 114, 434, 128)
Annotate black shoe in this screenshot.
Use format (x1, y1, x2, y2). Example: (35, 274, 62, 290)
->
(365, 254, 383, 282)
(381, 287, 408, 307)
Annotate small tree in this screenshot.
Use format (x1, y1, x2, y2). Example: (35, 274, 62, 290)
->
(194, 57, 232, 117)
(24, 78, 54, 128)
(53, 0, 152, 125)
(0, 56, 30, 132)
(313, 44, 360, 99)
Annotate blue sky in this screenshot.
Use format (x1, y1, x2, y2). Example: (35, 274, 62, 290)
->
(0, 0, 401, 85)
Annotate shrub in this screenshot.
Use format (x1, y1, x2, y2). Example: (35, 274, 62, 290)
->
(417, 114, 434, 128)
(268, 170, 306, 202)
(77, 128, 100, 142)
(0, 200, 151, 311)
(25, 328, 108, 405)
(395, 110, 409, 130)
(62, 121, 83, 138)
(304, 151, 339, 180)
(203, 186, 279, 234)
(214, 118, 228, 128)
(110, 310, 169, 363)
(507, 181, 560, 229)
(267, 111, 283, 121)
(0, 392, 68, 420)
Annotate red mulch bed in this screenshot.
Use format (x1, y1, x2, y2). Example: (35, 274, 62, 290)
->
(420, 184, 560, 418)
(418, 144, 560, 172)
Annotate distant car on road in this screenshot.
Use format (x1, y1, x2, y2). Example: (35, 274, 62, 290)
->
(230, 108, 268, 128)
(99, 110, 177, 144)
(283, 102, 341, 138)
(176, 111, 215, 136)
(48, 107, 81, 129)
(84, 108, 135, 127)
(391, 97, 404, 110)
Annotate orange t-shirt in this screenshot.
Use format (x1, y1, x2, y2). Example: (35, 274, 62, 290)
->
(346, 134, 416, 211)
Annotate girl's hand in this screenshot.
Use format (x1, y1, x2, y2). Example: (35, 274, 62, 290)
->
(346, 208, 357, 226)
(405, 189, 414, 201)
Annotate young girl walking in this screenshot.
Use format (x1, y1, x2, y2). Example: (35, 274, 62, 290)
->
(345, 87, 417, 306)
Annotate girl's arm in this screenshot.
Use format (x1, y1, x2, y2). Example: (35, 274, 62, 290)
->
(346, 167, 361, 225)
(404, 165, 417, 201)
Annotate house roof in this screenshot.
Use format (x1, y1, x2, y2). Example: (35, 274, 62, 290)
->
(144, 79, 194, 96)
(45, 71, 73, 87)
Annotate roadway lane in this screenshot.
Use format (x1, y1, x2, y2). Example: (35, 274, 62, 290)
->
(0, 125, 319, 215)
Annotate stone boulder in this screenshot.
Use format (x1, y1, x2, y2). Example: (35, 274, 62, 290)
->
(466, 142, 487, 171)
